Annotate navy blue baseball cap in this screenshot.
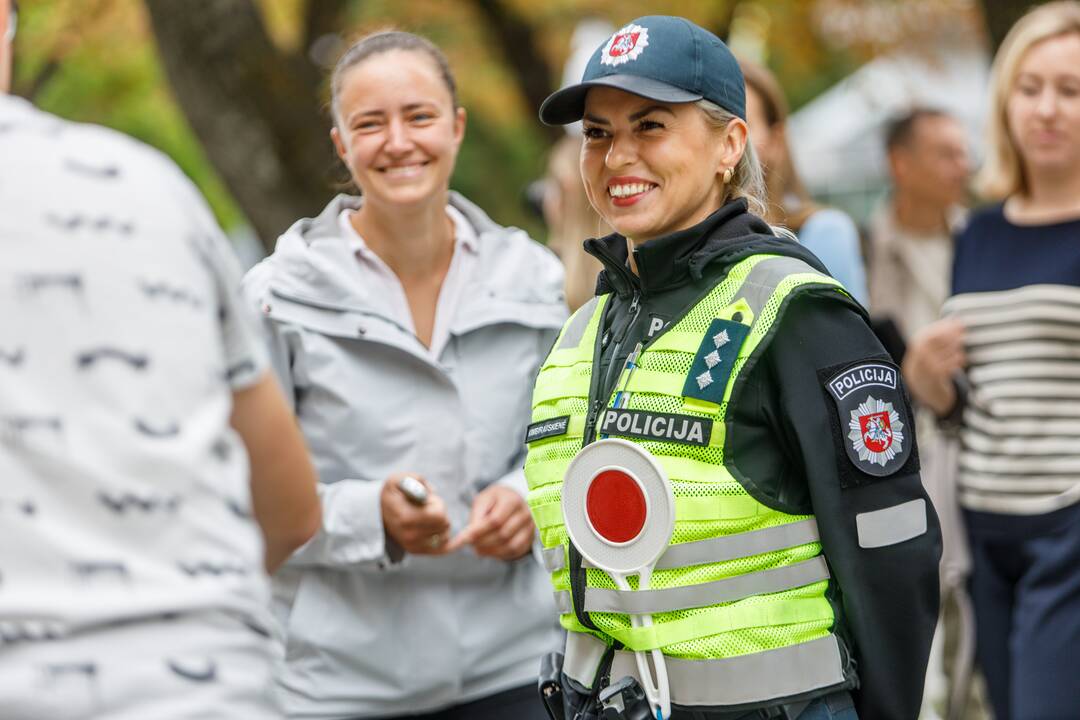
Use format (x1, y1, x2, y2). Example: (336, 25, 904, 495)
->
(540, 16, 746, 126)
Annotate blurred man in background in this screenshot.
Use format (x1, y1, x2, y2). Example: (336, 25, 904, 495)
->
(868, 108, 971, 340)
(0, 1, 320, 717)
(867, 108, 978, 720)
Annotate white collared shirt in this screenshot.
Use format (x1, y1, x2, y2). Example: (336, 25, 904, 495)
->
(338, 205, 478, 359)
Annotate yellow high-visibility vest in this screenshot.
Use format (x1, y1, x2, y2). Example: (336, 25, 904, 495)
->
(525, 254, 855, 708)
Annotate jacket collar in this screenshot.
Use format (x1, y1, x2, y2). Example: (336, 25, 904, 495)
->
(294, 191, 499, 249)
(265, 191, 503, 313)
(586, 199, 824, 298)
(256, 192, 566, 351)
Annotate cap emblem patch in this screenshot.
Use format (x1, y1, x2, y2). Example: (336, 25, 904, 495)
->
(601, 24, 649, 67)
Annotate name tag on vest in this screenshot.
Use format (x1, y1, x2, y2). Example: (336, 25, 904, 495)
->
(525, 416, 571, 444)
(599, 408, 712, 447)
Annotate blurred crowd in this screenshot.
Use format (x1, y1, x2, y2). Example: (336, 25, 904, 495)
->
(537, 9, 1079, 716)
(2, 1, 1080, 719)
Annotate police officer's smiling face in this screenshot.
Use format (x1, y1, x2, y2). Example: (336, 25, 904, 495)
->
(581, 87, 730, 244)
(331, 50, 465, 210)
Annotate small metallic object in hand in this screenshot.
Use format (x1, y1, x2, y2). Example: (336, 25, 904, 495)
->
(427, 533, 443, 549)
(398, 475, 429, 506)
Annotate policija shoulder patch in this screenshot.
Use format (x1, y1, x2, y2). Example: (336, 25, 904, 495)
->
(824, 360, 913, 479)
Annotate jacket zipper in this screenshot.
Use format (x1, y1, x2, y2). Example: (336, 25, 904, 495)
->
(582, 290, 641, 447)
(580, 240, 649, 448)
(582, 328, 611, 448)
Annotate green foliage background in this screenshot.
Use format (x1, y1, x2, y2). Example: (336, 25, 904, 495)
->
(11, 0, 907, 244)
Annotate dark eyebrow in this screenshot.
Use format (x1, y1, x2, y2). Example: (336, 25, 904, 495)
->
(348, 102, 438, 122)
(583, 105, 675, 125)
(348, 109, 385, 122)
(629, 105, 675, 122)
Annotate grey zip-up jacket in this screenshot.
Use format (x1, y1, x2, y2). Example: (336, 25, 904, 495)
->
(243, 192, 567, 719)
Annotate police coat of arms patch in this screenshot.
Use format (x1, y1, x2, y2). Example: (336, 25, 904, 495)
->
(824, 360, 913, 478)
(848, 395, 904, 466)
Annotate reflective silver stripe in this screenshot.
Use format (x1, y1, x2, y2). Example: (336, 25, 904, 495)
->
(550, 519, 817, 594)
(856, 499, 927, 549)
(736, 256, 828, 314)
(557, 297, 599, 350)
(609, 635, 845, 706)
(565, 556, 829, 614)
(654, 519, 819, 570)
(542, 546, 565, 572)
(562, 632, 610, 689)
(567, 520, 820, 571)
(554, 592, 572, 613)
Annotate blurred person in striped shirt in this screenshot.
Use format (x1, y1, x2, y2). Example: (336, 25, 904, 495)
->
(904, 3, 1080, 718)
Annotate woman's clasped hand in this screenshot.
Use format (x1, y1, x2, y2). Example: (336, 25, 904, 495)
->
(381, 474, 535, 559)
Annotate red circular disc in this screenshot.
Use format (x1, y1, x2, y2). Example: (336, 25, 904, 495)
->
(586, 469, 647, 544)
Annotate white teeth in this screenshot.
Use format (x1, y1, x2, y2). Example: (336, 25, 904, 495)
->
(384, 163, 424, 176)
(608, 182, 654, 198)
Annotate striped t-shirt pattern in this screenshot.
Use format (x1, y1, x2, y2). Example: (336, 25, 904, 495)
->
(947, 206, 1080, 514)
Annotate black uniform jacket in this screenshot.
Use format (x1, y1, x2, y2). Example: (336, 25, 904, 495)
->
(581, 200, 942, 720)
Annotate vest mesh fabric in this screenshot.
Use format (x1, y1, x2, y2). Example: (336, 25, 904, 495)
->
(526, 295, 610, 554)
(526, 254, 845, 662)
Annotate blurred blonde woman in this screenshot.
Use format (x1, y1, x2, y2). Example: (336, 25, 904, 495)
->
(741, 59, 870, 307)
(904, 3, 1080, 718)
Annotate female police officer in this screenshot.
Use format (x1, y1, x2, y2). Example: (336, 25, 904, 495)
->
(524, 17, 941, 720)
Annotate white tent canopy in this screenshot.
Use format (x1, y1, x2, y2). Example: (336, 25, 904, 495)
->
(786, 41, 990, 220)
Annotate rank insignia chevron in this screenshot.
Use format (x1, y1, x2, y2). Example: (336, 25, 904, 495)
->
(682, 318, 750, 405)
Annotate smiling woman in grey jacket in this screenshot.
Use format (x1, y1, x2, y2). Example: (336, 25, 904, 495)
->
(242, 31, 567, 720)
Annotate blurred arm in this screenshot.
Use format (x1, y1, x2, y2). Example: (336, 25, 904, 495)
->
(799, 209, 870, 308)
(230, 371, 321, 574)
(902, 318, 966, 418)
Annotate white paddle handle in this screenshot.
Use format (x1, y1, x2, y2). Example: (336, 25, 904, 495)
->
(613, 568, 671, 719)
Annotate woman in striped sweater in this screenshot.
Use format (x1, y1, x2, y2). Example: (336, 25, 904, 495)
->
(903, 3, 1080, 718)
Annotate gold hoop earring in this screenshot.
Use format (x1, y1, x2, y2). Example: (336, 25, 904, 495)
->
(722, 168, 733, 184)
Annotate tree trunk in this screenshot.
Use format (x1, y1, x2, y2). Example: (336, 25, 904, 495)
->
(144, 0, 337, 251)
(982, 0, 1042, 54)
(470, 0, 561, 143)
